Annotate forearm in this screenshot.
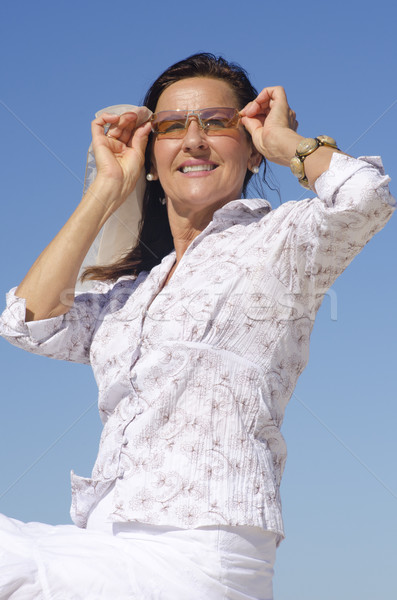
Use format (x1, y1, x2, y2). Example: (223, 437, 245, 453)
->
(272, 129, 346, 191)
(16, 177, 121, 321)
(240, 87, 347, 190)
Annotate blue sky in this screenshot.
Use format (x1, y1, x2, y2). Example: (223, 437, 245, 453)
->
(0, 1, 396, 598)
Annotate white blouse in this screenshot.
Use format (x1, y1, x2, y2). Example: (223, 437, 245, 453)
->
(0, 154, 394, 541)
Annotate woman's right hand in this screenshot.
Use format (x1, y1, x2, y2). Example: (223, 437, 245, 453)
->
(91, 107, 152, 208)
(15, 107, 152, 320)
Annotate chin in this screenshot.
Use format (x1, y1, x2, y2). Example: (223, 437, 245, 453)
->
(179, 185, 238, 207)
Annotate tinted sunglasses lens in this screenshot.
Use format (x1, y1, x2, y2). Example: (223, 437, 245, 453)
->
(200, 108, 240, 131)
(151, 108, 240, 138)
(151, 112, 186, 138)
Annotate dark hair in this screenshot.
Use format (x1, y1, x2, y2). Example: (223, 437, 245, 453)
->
(82, 53, 267, 283)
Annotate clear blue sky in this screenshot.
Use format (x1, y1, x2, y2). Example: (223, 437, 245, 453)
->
(0, 1, 396, 599)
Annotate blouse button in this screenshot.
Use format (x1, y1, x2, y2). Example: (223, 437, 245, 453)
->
(122, 437, 129, 446)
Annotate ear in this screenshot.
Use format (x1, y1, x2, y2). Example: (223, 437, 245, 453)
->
(148, 143, 159, 180)
(247, 146, 262, 172)
(146, 162, 159, 182)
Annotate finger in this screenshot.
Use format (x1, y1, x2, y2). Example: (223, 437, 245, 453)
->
(107, 112, 139, 144)
(239, 100, 255, 116)
(104, 134, 126, 156)
(128, 121, 152, 154)
(240, 97, 270, 117)
(241, 86, 289, 117)
(91, 113, 120, 142)
(256, 86, 288, 105)
(240, 114, 263, 137)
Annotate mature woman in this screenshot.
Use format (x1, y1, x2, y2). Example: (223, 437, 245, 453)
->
(0, 53, 394, 599)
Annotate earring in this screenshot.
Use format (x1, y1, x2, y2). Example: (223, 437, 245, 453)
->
(251, 166, 259, 174)
(146, 173, 154, 181)
(159, 197, 166, 205)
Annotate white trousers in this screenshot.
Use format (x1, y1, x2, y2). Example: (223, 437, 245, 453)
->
(0, 513, 277, 599)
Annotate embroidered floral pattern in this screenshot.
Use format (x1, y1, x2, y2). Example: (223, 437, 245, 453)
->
(0, 155, 394, 539)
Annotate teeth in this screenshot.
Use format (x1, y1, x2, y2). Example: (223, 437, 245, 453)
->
(181, 164, 216, 173)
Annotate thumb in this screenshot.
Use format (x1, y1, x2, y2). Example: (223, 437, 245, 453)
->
(241, 115, 261, 137)
(130, 121, 152, 154)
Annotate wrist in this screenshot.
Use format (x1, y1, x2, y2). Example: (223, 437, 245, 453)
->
(265, 130, 304, 166)
(80, 176, 127, 228)
(88, 174, 127, 206)
(290, 136, 340, 189)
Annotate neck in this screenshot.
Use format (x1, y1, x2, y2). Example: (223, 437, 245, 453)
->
(166, 199, 221, 262)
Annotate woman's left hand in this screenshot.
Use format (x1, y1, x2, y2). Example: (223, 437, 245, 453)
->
(240, 86, 301, 166)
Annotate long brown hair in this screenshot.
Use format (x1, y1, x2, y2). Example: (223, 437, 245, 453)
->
(82, 53, 267, 283)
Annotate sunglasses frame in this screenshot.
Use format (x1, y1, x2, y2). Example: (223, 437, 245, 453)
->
(150, 107, 241, 137)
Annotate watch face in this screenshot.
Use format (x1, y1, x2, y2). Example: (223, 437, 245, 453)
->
(296, 137, 318, 156)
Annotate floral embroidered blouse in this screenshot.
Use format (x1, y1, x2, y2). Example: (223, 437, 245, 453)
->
(0, 154, 394, 541)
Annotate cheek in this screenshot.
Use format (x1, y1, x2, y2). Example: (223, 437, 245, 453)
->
(152, 141, 175, 177)
(222, 145, 251, 169)
(209, 129, 242, 141)
(215, 132, 251, 157)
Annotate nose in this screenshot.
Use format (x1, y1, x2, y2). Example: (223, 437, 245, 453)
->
(182, 118, 209, 151)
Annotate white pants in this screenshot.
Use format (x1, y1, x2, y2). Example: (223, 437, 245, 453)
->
(0, 513, 277, 599)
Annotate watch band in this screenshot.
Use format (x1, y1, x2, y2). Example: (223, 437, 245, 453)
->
(290, 135, 339, 189)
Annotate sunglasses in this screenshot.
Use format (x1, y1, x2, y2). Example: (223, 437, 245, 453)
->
(150, 107, 241, 139)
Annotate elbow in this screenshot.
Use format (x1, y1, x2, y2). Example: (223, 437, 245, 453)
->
(24, 304, 71, 322)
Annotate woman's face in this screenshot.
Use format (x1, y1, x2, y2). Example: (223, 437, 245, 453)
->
(151, 77, 258, 215)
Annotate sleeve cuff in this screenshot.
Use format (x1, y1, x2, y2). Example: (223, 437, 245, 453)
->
(314, 154, 395, 208)
(0, 287, 66, 343)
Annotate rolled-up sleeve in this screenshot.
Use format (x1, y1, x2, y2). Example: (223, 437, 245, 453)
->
(289, 154, 395, 308)
(0, 283, 112, 364)
(314, 154, 395, 217)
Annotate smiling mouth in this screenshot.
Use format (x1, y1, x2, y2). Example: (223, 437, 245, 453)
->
(179, 164, 218, 173)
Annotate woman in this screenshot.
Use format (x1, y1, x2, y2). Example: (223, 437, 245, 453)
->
(0, 53, 394, 599)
